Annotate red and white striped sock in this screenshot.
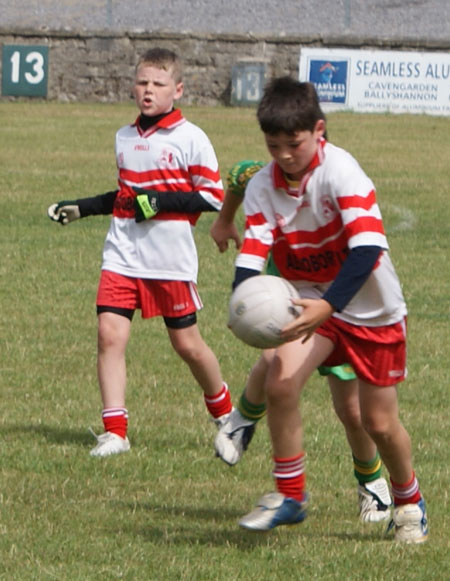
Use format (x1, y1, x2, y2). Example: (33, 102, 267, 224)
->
(102, 407, 128, 439)
(391, 472, 421, 505)
(204, 383, 232, 419)
(273, 453, 306, 503)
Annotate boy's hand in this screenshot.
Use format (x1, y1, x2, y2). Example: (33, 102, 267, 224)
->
(133, 187, 160, 222)
(47, 201, 81, 225)
(210, 218, 242, 252)
(281, 298, 334, 343)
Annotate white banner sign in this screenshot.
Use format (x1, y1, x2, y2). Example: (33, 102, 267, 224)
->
(299, 48, 450, 116)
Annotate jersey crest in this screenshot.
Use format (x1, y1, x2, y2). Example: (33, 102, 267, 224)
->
(320, 193, 337, 221)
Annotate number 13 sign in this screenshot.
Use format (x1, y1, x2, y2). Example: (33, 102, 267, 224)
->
(2, 45, 49, 97)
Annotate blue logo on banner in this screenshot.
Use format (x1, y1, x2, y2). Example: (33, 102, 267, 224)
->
(308, 60, 348, 103)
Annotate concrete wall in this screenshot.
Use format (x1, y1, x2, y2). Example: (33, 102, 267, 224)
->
(1, 0, 449, 105)
(1, 0, 449, 41)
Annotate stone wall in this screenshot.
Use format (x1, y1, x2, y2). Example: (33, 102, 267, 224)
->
(1, 28, 449, 105)
(1, 0, 449, 41)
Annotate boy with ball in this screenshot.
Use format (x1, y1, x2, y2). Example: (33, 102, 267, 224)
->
(222, 78, 428, 543)
(212, 161, 393, 526)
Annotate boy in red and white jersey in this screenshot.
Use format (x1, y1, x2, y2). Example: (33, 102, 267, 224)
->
(211, 160, 393, 525)
(48, 48, 233, 457)
(233, 77, 428, 543)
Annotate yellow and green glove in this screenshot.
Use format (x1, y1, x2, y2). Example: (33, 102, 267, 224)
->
(226, 160, 265, 197)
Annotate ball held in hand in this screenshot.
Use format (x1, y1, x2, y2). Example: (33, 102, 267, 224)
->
(228, 275, 302, 349)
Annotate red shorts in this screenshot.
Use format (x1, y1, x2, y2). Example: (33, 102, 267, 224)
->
(96, 270, 203, 319)
(316, 316, 407, 386)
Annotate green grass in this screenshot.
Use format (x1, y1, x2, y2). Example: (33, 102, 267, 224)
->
(0, 101, 449, 580)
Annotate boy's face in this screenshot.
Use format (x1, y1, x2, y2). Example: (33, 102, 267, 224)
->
(134, 63, 184, 116)
(264, 120, 325, 180)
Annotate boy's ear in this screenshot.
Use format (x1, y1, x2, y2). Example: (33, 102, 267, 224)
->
(315, 119, 326, 136)
(174, 81, 184, 101)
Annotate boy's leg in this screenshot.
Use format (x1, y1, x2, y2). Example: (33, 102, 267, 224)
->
(91, 311, 132, 457)
(265, 337, 324, 456)
(217, 360, 359, 468)
(240, 334, 333, 531)
(359, 382, 413, 484)
(242, 349, 272, 407)
(328, 376, 376, 460)
(328, 376, 391, 522)
(97, 312, 131, 408)
(215, 350, 271, 465)
(359, 381, 428, 542)
(166, 322, 232, 419)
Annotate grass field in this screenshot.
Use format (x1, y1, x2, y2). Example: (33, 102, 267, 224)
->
(0, 101, 449, 580)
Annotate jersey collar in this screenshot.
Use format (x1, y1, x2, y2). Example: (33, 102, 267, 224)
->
(134, 108, 185, 137)
(272, 138, 326, 197)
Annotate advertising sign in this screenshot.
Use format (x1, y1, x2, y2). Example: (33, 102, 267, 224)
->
(299, 48, 450, 116)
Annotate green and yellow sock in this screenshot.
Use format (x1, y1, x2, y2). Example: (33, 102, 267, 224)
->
(238, 391, 266, 422)
(353, 452, 382, 485)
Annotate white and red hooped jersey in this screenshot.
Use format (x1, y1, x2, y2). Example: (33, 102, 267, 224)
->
(236, 140, 407, 327)
(101, 109, 224, 282)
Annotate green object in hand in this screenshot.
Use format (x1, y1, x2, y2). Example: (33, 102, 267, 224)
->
(133, 187, 161, 222)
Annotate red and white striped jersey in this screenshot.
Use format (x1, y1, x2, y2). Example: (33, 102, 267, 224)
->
(101, 109, 223, 282)
(236, 140, 407, 326)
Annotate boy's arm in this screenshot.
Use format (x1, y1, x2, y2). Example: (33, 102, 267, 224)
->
(210, 190, 243, 252)
(321, 245, 382, 312)
(133, 189, 218, 222)
(210, 160, 266, 252)
(232, 266, 260, 290)
(134, 160, 266, 225)
(281, 245, 383, 344)
(48, 190, 118, 225)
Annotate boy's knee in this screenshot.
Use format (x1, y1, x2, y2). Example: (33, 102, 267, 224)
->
(361, 414, 393, 440)
(98, 330, 122, 353)
(334, 404, 362, 430)
(266, 379, 297, 406)
(251, 355, 270, 377)
(261, 349, 275, 366)
(173, 340, 204, 363)
(97, 319, 128, 352)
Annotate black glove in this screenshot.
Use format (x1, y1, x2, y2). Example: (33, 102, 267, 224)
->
(133, 187, 161, 223)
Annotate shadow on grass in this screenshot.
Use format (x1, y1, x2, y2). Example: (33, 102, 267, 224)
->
(326, 530, 390, 543)
(1, 422, 93, 446)
(117, 498, 242, 520)
(111, 499, 388, 548)
(111, 498, 278, 549)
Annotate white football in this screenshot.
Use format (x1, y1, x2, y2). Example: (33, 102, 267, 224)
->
(228, 275, 302, 349)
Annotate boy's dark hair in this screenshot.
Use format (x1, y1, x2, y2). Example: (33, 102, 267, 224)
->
(136, 48, 183, 83)
(257, 77, 326, 135)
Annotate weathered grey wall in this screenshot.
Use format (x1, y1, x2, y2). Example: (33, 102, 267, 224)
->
(1, 1, 449, 105)
(1, 0, 449, 41)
